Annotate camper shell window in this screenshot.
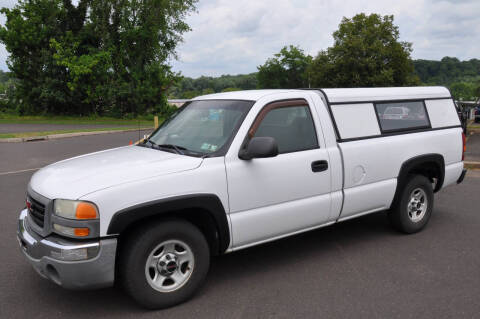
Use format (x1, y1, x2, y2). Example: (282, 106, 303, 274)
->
(374, 101, 431, 132)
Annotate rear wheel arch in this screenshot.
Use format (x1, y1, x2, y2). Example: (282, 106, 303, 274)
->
(108, 194, 230, 255)
(395, 154, 445, 197)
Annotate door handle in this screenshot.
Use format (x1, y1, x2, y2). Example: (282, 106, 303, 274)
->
(311, 160, 328, 173)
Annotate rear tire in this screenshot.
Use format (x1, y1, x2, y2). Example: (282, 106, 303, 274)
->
(388, 175, 434, 234)
(119, 219, 210, 309)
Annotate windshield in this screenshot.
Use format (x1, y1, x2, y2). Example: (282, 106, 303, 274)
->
(145, 100, 254, 156)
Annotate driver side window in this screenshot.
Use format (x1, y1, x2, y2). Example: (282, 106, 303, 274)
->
(253, 104, 319, 154)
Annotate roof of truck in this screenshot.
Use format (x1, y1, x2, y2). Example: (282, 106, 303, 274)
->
(192, 87, 451, 103)
(321, 87, 451, 104)
(192, 89, 299, 101)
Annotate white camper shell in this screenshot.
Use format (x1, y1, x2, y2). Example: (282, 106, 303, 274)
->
(325, 87, 460, 141)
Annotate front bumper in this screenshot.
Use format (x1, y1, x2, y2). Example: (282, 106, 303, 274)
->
(17, 209, 117, 290)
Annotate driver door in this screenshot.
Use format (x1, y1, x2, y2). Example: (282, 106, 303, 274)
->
(225, 98, 333, 249)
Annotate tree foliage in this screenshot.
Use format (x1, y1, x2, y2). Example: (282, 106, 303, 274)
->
(169, 73, 257, 98)
(0, 70, 16, 112)
(309, 14, 419, 88)
(449, 82, 479, 101)
(3, 4, 480, 108)
(0, 70, 9, 84)
(413, 57, 480, 101)
(413, 57, 480, 85)
(0, 0, 197, 116)
(257, 45, 312, 89)
(169, 54, 480, 100)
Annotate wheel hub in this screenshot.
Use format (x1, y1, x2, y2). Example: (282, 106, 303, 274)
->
(145, 239, 195, 293)
(157, 253, 178, 276)
(407, 188, 428, 223)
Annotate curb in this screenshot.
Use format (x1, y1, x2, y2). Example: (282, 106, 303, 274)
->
(0, 127, 153, 143)
(468, 128, 480, 134)
(465, 161, 480, 170)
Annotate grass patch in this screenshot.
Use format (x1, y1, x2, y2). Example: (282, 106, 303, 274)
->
(0, 114, 156, 126)
(0, 127, 152, 139)
(468, 125, 480, 133)
(465, 163, 480, 170)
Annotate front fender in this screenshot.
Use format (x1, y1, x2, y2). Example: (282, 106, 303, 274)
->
(107, 194, 230, 253)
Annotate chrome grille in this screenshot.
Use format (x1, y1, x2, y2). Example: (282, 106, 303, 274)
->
(27, 196, 46, 228)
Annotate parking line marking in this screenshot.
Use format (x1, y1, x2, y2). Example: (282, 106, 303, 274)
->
(0, 168, 41, 176)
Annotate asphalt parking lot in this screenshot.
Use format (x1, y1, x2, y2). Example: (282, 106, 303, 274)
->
(1, 132, 479, 318)
(466, 132, 480, 162)
(0, 123, 146, 134)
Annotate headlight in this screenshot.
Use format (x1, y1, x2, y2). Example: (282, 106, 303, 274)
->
(54, 199, 99, 220)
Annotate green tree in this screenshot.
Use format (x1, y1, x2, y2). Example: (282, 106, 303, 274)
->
(0, 0, 76, 114)
(0, 70, 9, 84)
(309, 13, 419, 88)
(222, 87, 241, 92)
(449, 82, 476, 101)
(181, 90, 201, 99)
(0, 72, 16, 112)
(474, 85, 480, 103)
(257, 45, 312, 89)
(0, 0, 197, 116)
(413, 58, 480, 85)
(202, 88, 215, 95)
(169, 73, 257, 98)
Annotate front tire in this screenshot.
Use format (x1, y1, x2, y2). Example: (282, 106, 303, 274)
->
(388, 175, 434, 234)
(119, 219, 210, 309)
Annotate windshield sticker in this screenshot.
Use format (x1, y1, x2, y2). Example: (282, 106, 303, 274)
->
(200, 143, 218, 152)
(209, 110, 221, 121)
(201, 143, 212, 150)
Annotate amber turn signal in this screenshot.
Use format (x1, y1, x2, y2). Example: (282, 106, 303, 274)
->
(74, 228, 90, 237)
(75, 202, 98, 219)
(53, 224, 90, 237)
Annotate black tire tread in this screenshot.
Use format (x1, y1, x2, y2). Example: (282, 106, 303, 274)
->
(119, 219, 210, 309)
(388, 174, 434, 234)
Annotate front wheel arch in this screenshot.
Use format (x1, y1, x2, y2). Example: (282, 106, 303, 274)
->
(118, 219, 210, 309)
(107, 194, 230, 255)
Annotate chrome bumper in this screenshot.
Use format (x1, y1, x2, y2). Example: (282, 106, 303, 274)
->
(17, 209, 117, 290)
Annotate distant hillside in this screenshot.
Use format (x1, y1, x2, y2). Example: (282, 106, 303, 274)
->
(413, 57, 480, 85)
(170, 57, 480, 99)
(169, 73, 258, 99)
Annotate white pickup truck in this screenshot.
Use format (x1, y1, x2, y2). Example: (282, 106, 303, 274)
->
(18, 87, 467, 309)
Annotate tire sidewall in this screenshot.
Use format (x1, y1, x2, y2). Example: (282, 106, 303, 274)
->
(121, 220, 210, 309)
(396, 175, 434, 233)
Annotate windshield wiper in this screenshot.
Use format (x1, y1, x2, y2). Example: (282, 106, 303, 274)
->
(142, 139, 171, 152)
(143, 139, 204, 157)
(157, 144, 186, 155)
(142, 138, 159, 148)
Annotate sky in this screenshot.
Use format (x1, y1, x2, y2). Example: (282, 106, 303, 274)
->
(1, 0, 479, 78)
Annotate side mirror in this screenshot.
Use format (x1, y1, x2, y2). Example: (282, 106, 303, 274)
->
(239, 137, 279, 160)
